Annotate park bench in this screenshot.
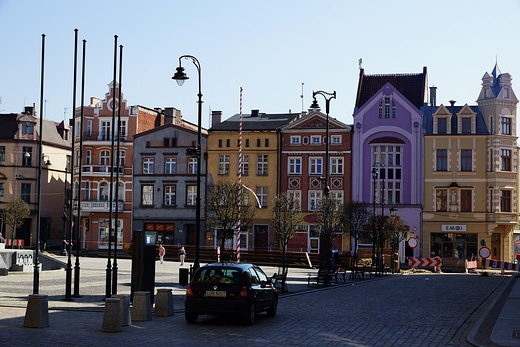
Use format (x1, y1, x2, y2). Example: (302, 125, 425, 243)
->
(307, 269, 334, 287)
(272, 272, 288, 293)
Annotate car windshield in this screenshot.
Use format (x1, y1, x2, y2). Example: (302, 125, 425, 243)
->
(193, 267, 242, 285)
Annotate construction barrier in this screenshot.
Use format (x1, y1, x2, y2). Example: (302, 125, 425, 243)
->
(465, 259, 478, 274)
(5, 239, 24, 248)
(481, 259, 520, 273)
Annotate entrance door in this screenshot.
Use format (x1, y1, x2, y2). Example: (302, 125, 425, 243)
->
(491, 233, 501, 259)
(254, 225, 269, 250)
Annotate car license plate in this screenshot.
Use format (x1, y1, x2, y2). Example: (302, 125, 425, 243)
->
(204, 290, 226, 298)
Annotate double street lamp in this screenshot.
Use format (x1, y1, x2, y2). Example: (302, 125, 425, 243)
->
(172, 55, 202, 272)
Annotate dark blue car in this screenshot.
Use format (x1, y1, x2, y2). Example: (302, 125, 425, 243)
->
(185, 263, 278, 325)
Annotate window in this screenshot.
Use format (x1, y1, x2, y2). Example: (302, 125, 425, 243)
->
(85, 150, 92, 165)
(0, 146, 5, 165)
(436, 149, 447, 171)
(226, 139, 230, 147)
(265, 139, 269, 147)
(257, 155, 268, 176)
(430, 233, 478, 260)
(287, 190, 301, 210)
(309, 191, 322, 210)
(22, 122, 34, 135)
(21, 183, 31, 203)
(331, 191, 343, 204)
(218, 154, 230, 175)
(288, 158, 301, 174)
(436, 189, 447, 212)
(218, 139, 222, 148)
(256, 187, 268, 208)
(309, 158, 322, 175)
(384, 97, 391, 118)
(141, 184, 154, 205)
(22, 146, 32, 166)
(165, 157, 177, 174)
(101, 120, 111, 140)
(188, 158, 197, 174)
(461, 117, 471, 134)
(331, 158, 343, 174)
(500, 190, 511, 212)
(186, 185, 197, 206)
(310, 136, 321, 144)
(437, 118, 447, 134)
(143, 158, 154, 174)
(100, 150, 110, 166)
(241, 154, 249, 176)
(461, 190, 472, 212)
(290, 136, 301, 145)
(85, 181, 91, 201)
(461, 150, 472, 171)
(118, 120, 127, 138)
(117, 150, 125, 166)
(501, 117, 512, 135)
(0, 183, 4, 202)
(164, 185, 176, 206)
(331, 135, 342, 144)
(86, 120, 92, 135)
(501, 149, 511, 171)
(100, 182, 109, 201)
(256, 139, 261, 147)
(245, 139, 249, 147)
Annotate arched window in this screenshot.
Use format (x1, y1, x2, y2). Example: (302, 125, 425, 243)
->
(100, 182, 109, 201)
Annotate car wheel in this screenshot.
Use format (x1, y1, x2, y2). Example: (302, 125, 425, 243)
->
(185, 311, 198, 323)
(243, 303, 256, 326)
(266, 297, 278, 317)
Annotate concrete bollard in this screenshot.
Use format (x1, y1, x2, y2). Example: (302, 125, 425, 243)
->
(102, 298, 122, 332)
(154, 288, 174, 316)
(112, 294, 131, 326)
(132, 291, 152, 321)
(24, 294, 49, 328)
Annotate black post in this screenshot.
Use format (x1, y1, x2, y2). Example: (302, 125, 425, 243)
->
(106, 35, 117, 299)
(34, 33, 45, 295)
(112, 44, 123, 295)
(64, 28, 78, 301)
(372, 167, 377, 268)
(73, 38, 86, 298)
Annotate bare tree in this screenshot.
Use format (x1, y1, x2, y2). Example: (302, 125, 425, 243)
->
(3, 197, 30, 248)
(314, 196, 343, 272)
(206, 180, 256, 259)
(340, 201, 371, 268)
(384, 214, 409, 272)
(271, 192, 303, 275)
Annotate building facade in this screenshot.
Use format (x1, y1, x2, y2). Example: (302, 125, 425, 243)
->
(207, 110, 300, 251)
(352, 67, 427, 262)
(279, 110, 352, 253)
(423, 64, 519, 268)
(0, 106, 71, 249)
(132, 120, 207, 247)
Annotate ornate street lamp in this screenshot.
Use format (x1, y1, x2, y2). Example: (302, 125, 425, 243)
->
(371, 167, 377, 267)
(172, 55, 203, 272)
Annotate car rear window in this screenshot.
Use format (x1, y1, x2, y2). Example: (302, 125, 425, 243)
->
(193, 267, 242, 285)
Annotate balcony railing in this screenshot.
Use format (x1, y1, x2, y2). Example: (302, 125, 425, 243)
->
(74, 200, 124, 212)
(82, 131, 127, 142)
(81, 165, 124, 174)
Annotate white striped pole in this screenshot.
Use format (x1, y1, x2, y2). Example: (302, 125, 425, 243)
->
(237, 87, 243, 262)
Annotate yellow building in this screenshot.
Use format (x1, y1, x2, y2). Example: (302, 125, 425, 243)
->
(207, 110, 299, 250)
(423, 65, 518, 269)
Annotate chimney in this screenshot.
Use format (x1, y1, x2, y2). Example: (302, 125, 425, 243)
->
(251, 109, 259, 117)
(24, 105, 34, 115)
(449, 100, 456, 107)
(211, 110, 222, 127)
(163, 107, 174, 125)
(429, 86, 437, 106)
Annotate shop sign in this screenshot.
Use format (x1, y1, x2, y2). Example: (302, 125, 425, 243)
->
(441, 225, 466, 232)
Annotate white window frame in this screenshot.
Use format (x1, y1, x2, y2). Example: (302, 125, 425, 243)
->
(288, 157, 301, 174)
(143, 157, 154, 174)
(331, 135, 342, 144)
(141, 184, 154, 205)
(188, 157, 197, 174)
(309, 190, 322, 210)
(257, 155, 268, 176)
(100, 150, 110, 166)
(164, 184, 176, 206)
(309, 157, 322, 175)
(165, 157, 177, 174)
(187, 185, 197, 206)
(310, 135, 321, 144)
(218, 154, 230, 175)
(331, 158, 344, 175)
(287, 190, 301, 210)
(256, 186, 268, 208)
(290, 136, 301, 145)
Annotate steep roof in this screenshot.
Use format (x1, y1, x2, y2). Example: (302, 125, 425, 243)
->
(209, 111, 300, 132)
(355, 67, 428, 110)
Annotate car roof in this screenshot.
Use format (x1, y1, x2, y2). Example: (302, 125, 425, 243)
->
(200, 262, 255, 270)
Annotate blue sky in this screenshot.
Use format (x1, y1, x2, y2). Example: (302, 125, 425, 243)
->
(1, 0, 519, 130)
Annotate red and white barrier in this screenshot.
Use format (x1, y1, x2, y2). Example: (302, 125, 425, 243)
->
(5, 239, 25, 248)
(481, 259, 520, 272)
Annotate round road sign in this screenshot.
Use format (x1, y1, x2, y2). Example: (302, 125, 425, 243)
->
(407, 237, 418, 248)
(479, 246, 491, 259)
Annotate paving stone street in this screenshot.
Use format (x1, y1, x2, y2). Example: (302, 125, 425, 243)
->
(0, 256, 518, 346)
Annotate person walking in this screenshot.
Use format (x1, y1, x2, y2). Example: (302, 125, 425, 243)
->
(179, 246, 186, 265)
(159, 244, 166, 264)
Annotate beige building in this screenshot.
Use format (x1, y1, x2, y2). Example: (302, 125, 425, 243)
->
(423, 65, 518, 269)
(0, 106, 71, 249)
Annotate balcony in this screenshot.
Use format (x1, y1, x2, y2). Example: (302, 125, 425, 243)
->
(82, 131, 127, 142)
(74, 200, 124, 212)
(81, 165, 124, 175)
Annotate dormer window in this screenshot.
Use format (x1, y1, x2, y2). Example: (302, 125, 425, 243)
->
(437, 118, 447, 134)
(22, 123, 34, 135)
(379, 97, 396, 118)
(461, 117, 471, 134)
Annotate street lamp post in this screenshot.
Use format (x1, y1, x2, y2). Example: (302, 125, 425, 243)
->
(371, 167, 377, 267)
(172, 55, 202, 273)
(309, 90, 336, 272)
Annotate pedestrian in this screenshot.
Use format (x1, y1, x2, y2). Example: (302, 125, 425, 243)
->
(159, 244, 165, 264)
(179, 246, 186, 265)
(0, 233, 5, 243)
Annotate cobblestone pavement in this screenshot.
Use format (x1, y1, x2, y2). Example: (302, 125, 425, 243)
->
(0, 255, 517, 346)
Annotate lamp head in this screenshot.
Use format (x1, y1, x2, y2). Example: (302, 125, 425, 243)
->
(309, 98, 320, 111)
(372, 167, 378, 179)
(172, 66, 189, 86)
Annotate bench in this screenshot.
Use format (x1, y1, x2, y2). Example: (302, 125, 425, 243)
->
(307, 269, 334, 287)
(272, 272, 288, 293)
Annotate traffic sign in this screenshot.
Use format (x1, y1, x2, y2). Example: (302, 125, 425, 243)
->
(407, 237, 418, 249)
(479, 246, 491, 259)
(408, 257, 442, 267)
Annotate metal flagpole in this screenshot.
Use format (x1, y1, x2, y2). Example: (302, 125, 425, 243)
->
(237, 87, 243, 262)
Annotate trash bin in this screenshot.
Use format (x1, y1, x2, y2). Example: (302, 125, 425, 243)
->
(179, 268, 189, 286)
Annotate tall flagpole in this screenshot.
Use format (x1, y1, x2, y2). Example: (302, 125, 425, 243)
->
(237, 87, 243, 262)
